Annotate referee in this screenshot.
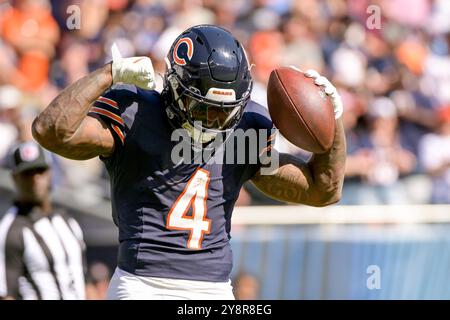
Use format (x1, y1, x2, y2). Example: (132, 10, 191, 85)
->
(0, 142, 86, 300)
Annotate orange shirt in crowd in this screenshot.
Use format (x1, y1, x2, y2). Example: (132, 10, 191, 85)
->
(0, 3, 59, 91)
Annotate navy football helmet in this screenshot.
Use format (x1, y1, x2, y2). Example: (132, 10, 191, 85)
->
(162, 25, 252, 143)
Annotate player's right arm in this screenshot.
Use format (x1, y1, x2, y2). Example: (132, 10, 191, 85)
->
(33, 64, 115, 160)
(32, 56, 155, 160)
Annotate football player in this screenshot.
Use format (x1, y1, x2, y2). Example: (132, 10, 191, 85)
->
(32, 25, 346, 299)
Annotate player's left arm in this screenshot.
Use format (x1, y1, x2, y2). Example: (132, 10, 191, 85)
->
(251, 70, 346, 207)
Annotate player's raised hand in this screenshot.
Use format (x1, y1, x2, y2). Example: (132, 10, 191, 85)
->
(304, 69, 343, 119)
(111, 44, 156, 90)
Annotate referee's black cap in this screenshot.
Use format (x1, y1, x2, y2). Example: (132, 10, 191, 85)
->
(8, 141, 51, 174)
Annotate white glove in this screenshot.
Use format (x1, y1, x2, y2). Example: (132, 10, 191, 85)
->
(303, 69, 343, 119)
(111, 45, 156, 90)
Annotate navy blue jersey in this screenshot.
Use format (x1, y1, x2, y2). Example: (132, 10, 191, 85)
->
(88, 85, 273, 282)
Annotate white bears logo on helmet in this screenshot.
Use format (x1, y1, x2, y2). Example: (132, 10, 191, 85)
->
(205, 88, 236, 102)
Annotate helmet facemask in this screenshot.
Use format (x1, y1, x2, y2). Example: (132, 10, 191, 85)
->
(164, 67, 252, 144)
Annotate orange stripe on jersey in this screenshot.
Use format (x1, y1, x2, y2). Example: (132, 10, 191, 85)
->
(112, 124, 125, 144)
(97, 96, 118, 109)
(90, 107, 124, 125)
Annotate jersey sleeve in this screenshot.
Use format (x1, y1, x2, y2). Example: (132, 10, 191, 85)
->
(241, 101, 277, 181)
(87, 84, 139, 153)
(0, 222, 24, 299)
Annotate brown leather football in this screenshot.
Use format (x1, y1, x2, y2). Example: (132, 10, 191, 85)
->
(267, 67, 335, 154)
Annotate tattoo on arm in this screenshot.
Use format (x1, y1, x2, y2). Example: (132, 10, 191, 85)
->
(252, 152, 314, 204)
(252, 119, 346, 206)
(58, 115, 113, 160)
(32, 63, 114, 159)
(307, 118, 346, 200)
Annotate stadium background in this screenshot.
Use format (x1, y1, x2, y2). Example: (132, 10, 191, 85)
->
(1, 0, 450, 299)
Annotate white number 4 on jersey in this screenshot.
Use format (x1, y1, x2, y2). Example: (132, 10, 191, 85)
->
(166, 169, 211, 249)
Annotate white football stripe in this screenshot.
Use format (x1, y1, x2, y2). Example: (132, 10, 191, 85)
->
(18, 276, 38, 300)
(22, 228, 60, 299)
(34, 218, 74, 299)
(51, 216, 85, 300)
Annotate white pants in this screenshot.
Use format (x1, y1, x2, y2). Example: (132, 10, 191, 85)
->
(107, 267, 235, 300)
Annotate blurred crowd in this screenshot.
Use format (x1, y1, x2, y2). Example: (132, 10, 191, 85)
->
(1, 0, 450, 205)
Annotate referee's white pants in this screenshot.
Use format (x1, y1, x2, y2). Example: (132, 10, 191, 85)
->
(107, 267, 235, 300)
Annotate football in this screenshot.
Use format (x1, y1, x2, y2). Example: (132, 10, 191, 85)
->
(267, 67, 335, 154)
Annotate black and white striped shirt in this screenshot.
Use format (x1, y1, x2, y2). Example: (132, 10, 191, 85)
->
(0, 203, 86, 300)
